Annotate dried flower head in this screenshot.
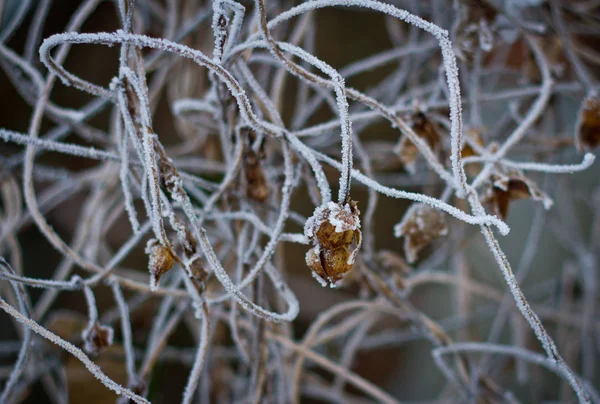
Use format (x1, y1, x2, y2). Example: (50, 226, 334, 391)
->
(82, 322, 114, 356)
(483, 168, 553, 219)
(146, 239, 176, 291)
(394, 203, 448, 263)
(304, 200, 361, 287)
(575, 96, 600, 152)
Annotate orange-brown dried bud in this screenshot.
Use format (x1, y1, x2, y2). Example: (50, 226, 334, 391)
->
(576, 96, 600, 152)
(394, 204, 448, 263)
(82, 321, 114, 355)
(146, 240, 175, 290)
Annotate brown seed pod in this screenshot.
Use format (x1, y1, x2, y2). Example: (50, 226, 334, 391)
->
(82, 322, 114, 355)
(575, 96, 600, 152)
(304, 200, 361, 287)
(146, 239, 176, 290)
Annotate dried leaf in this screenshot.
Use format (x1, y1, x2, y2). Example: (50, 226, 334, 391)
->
(484, 168, 553, 219)
(461, 128, 486, 177)
(146, 239, 176, 290)
(394, 204, 448, 263)
(394, 110, 441, 173)
(575, 96, 600, 152)
(244, 149, 270, 202)
(461, 128, 484, 158)
(189, 256, 208, 282)
(183, 228, 198, 257)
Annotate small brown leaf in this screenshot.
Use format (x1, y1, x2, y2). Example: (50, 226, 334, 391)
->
(461, 128, 485, 159)
(461, 128, 486, 177)
(183, 228, 198, 257)
(394, 204, 448, 263)
(394, 110, 441, 173)
(189, 256, 208, 282)
(576, 96, 600, 152)
(484, 168, 553, 219)
(146, 239, 176, 290)
(244, 149, 270, 202)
